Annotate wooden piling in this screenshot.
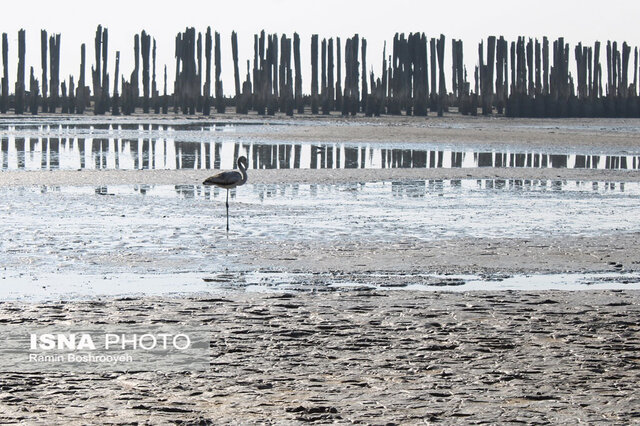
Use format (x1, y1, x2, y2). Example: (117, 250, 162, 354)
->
(436, 34, 446, 116)
(76, 44, 86, 114)
(203, 28, 212, 116)
(321, 38, 328, 114)
(231, 31, 240, 108)
(15, 30, 26, 115)
(41, 30, 48, 113)
(293, 33, 303, 113)
(29, 67, 39, 115)
(361, 38, 367, 113)
(328, 38, 334, 112)
(311, 34, 319, 114)
(112, 51, 120, 115)
(215, 31, 225, 113)
(141, 30, 151, 113)
(335, 37, 342, 112)
(1, 33, 8, 113)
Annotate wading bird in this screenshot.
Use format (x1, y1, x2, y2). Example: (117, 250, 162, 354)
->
(203, 156, 248, 231)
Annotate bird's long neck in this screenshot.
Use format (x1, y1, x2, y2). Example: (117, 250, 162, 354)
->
(238, 161, 248, 185)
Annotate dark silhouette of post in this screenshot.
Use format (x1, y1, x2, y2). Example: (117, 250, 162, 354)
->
(41, 30, 48, 113)
(311, 34, 319, 114)
(215, 31, 225, 113)
(15, 30, 26, 115)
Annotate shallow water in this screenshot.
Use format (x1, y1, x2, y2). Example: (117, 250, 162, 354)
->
(1, 122, 639, 171)
(1, 179, 639, 299)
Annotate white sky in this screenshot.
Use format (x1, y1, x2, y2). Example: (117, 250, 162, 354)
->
(2, 0, 640, 95)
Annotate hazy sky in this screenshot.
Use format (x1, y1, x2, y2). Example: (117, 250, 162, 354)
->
(2, 0, 640, 94)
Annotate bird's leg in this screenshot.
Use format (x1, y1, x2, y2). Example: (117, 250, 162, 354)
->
(226, 189, 230, 232)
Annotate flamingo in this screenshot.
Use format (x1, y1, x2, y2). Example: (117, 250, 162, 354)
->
(203, 156, 248, 231)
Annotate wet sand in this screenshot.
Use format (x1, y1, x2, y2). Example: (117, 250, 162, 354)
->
(1, 291, 639, 423)
(2, 115, 640, 422)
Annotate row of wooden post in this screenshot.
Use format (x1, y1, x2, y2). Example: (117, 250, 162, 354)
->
(1, 27, 640, 118)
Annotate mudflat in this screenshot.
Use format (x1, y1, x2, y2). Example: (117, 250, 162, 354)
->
(1, 290, 639, 423)
(1, 114, 639, 423)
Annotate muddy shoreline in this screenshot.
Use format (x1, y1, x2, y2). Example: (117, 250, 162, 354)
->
(1, 290, 638, 424)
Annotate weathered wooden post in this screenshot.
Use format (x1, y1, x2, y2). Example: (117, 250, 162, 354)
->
(196, 32, 202, 112)
(311, 34, 319, 114)
(335, 37, 342, 112)
(132, 33, 140, 112)
(112, 51, 120, 115)
(61, 80, 68, 113)
(381, 41, 387, 114)
(101, 28, 110, 114)
(293, 33, 303, 113)
(414, 33, 429, 116)
(203, 28, 212, 116)
(328, 38, 334, 112)
(141, 30, 151, 113)
(152, 39, 160, 113)
(321, 38, 327, 114)
(350, 34, 360, 116)
(279, 34, 287, 113)
(361, 38, 367, 113)
(92, 26, 102, 113)
(436, 34, 446, 116)
(270, 33, 278, 114)
(215, 31, 225, 113)
(15, 29, 26, 115)
(231, 31, 240, 112)
(1, 33, 8, 113)
(29, 67, 39, 115)
(68, 76, 75, 114)
(163, 65, 168, 114)
(495, 36, 506, 114)
(429, 37, 437, 111)
(76, 44, 86, 114)
(41, 30, 48, 113)
(49, 34, 60, 112)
